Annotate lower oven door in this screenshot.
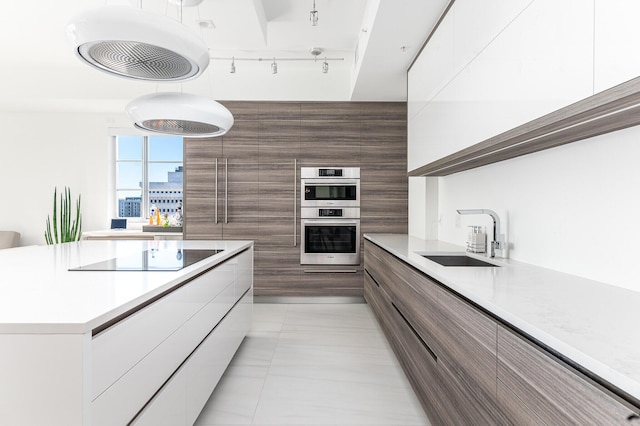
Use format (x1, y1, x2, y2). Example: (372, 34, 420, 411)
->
(300, 219, 360, 265)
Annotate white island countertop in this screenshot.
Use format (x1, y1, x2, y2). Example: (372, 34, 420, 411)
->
(0, 240, 252, 334)
(364, 233, 640, 404)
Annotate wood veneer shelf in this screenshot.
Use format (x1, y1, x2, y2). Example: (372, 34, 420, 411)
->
(408, 75, 640, 177)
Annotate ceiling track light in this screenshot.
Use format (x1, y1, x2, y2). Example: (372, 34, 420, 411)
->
(310, 0, 318, 26)
(66, 5, 209, 82)
(211, 55, 342, 74)
(126, 92, 234, 138)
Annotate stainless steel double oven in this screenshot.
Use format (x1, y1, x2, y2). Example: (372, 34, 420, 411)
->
(300, 167, 360, 265)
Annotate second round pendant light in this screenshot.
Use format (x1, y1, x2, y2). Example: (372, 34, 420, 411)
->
(126, 93, 234, 138)
(66, 5, 210, 82)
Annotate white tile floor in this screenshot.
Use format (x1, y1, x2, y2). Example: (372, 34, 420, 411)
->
(194, 303, 431, 426)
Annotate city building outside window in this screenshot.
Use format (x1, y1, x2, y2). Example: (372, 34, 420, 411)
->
(115, 134, 183, 221)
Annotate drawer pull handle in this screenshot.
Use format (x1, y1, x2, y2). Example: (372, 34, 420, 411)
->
(392, 302, 438, 363)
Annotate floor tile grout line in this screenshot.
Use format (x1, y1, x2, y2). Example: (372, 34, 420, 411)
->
(249, 303, 290, 425)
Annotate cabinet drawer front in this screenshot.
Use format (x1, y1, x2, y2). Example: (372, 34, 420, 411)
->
(436, 288, 497, 394)
(131, 290, 252, 426)
(364, 241, 442, 354)
(91, 282, 236, 426)
(496, 380, 545, 425)
(497, 326, 635, 425)
(364, 273, 444, 424)
(92, 262, 235, 399)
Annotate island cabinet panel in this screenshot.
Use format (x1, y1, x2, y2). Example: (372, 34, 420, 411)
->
(131, 291, 252, 426)
(497, 325, 637, 425)
(91, 248, 253, 426)
(91, 261, 236, 400)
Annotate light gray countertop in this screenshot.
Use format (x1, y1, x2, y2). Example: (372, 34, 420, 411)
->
(364, 233, 640, 403)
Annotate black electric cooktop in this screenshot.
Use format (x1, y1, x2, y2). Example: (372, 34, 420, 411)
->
(69, 249, 223, 272)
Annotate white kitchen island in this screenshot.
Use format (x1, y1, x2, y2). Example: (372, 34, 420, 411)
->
(0, 239, 253, 426)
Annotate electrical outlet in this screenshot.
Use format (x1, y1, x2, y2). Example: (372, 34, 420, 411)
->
(455, 214, 461, 228)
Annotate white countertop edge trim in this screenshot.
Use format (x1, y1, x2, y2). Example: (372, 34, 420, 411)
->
(363, 233, 640, 404)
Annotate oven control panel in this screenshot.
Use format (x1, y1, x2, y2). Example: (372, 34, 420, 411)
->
(319, 208, 343, 217)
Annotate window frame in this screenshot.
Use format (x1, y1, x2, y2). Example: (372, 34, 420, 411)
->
(110, 130, 183, 222)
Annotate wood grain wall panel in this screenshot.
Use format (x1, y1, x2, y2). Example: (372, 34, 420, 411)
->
(182, 199, 220, 240)
(300, 120, 361, 142)
(254, 270, 301, 294)
(258, 102, 302, 120)
(184, 138, 222, 163)
(184, 138, 220, 240)
(258, 183, 295, 218)
(361, 218, 408, 235)
(185, 102, 407, 297)
(226, 184, 260, 220)
(359, 102, 407, 122)
(296, 271, 365, 297)
(259, 121, 301, 162)
(361, 129, 406, 165)
(221, 121, 259, 159)
(300, 102, 363, 120)
(183, 169, 216, 196)
(299, 121, 361, 166)
(219, 101, 260, 121)
(255, 220, 296, 243)
(225, 161, 259, 184)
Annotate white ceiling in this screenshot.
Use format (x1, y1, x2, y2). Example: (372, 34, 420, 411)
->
(0, 0, 449, 113)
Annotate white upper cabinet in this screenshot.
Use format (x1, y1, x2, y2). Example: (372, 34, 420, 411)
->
(408, 0, 595, 172)
(407, 12, 454, 123)
(594, 0, 640, 92)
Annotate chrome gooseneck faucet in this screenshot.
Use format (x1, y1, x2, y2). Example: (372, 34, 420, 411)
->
(457, 209, 505, 258)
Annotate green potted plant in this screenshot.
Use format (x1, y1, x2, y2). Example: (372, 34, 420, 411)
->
(44, 187, 82, 245)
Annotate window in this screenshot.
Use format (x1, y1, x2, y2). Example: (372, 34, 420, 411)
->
(115, 134, 183, 220)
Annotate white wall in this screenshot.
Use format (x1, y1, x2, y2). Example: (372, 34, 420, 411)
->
(0, 111, 126, 246)
(428, 125, 640, 292)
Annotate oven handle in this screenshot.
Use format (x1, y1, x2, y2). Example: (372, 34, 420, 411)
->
(301, 219, 359, 225)
(301, 179, 360, 185)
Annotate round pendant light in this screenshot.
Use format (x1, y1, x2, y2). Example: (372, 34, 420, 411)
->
(66, 5, 209, 82)
(125, 93, 234, 138)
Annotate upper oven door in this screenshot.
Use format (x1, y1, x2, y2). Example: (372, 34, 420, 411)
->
(301, 179, 360, 207)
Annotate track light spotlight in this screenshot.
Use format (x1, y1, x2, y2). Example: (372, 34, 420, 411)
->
(310, 0, 318, 26)
(230, 57, 236, 74)
(322, 58, 329, 73)
(271, 58, 278, 74)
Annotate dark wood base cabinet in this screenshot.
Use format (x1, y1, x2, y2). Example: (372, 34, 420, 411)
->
(363, 239, 640, 425)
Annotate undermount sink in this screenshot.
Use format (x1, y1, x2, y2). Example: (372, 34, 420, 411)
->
(421, 255, 499, 267)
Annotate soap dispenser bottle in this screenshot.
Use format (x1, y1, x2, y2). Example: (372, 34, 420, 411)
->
(466, 226, 487, 253)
